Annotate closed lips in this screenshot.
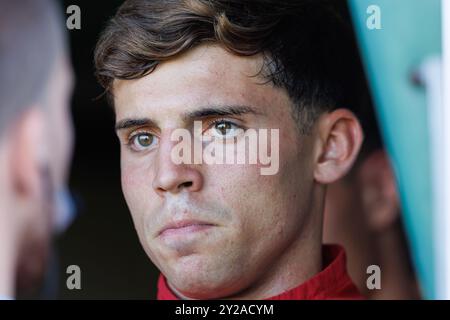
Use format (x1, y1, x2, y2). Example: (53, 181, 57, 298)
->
(158, 220, 215, 236)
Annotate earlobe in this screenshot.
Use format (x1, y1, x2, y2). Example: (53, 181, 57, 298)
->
(313, 109, 364, 185)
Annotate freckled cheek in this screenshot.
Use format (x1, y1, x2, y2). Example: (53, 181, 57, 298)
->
(211, 165, 268, 232)
(207, 164, 257, 200)
(120, 156, 156, 213)
(238, 167, 290, 229)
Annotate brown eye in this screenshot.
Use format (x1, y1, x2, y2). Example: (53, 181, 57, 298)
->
(212, 121, 242, 138)
(203, 120, 242, 140)
(215, 121, 232, 135)
(131, 132, 157, 151)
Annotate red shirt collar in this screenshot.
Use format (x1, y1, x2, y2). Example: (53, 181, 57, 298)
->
(157, 244, 363, 300)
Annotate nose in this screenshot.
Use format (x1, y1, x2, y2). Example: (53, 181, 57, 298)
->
(152, 137, 203, 197)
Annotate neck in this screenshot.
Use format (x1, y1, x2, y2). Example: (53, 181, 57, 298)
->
(235, 228, 322, 299)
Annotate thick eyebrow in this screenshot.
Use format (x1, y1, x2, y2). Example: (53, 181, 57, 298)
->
(115, 118, 157, 131)
(182, 105, 261, 122)
(115, 105, 261, 131)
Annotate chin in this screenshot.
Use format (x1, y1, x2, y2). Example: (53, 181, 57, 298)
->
(171, 274, 246, 300)
(166, 256, 247, 299)
(170, 276, 232, 300)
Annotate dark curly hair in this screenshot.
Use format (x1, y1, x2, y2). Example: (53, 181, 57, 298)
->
(94, 0, 366, 133)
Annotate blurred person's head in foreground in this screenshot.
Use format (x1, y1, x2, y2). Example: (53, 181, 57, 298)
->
(95, 0, 366, 300)
(323, 97, 421, 299)
(0, 0, 74, 298)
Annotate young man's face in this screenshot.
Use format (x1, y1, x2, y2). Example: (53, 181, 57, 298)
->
(114, 45, 320, 299)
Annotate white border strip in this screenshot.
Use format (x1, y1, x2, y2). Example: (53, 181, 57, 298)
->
(439, 0, 450, 300)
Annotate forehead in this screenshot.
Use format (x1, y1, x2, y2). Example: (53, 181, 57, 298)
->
(113, 44, 287, 121)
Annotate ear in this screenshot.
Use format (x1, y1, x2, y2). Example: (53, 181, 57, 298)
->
(11, 107, 47, 199)
(313, 109, 364, 184)
(356, 149, 400, 231)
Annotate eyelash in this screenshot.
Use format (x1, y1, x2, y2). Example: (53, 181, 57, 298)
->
(124, 119, 244, 151)
(126, 130, 157, 151)
(205, 118, 243, 133)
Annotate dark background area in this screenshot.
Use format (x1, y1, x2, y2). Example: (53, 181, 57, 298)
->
(55, 0, 158, 299)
